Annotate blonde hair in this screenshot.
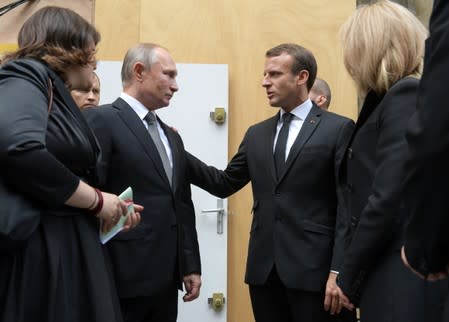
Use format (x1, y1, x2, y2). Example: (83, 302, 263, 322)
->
(340, 0, 427, 97)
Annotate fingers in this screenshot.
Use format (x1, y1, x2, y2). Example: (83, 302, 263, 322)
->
(324, 288, 341, 314)
(339, 293, 355, 311)
(133, 203, 144, 212)
(324, 272, 340, 314)
(324, 293, 331, 311)
(330, 289, 340, 314)
(427, 271, 448, 281)
(401, 247, 428, 280)
(122, 212, 141, 232)
(101, 218, 115, 233)
(182, 274, 202, 302)
(119, 199, 128, 216)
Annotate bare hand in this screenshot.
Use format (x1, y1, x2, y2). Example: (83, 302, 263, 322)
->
(324, 272, 343, 314)
(182, 273, 202, 302)
(401, 246, 448, 281)
(122, 203, 143, 232)
(336, 287, 355, 311)
(97, 191, 128, 233)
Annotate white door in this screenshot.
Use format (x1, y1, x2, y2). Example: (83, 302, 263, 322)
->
(96, 61, 229, 322)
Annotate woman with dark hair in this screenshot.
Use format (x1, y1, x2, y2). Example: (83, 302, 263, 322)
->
(0, 6, 140, 322)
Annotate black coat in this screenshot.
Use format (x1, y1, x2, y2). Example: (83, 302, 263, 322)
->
(188, 104, 354, 292)
(337, 78, 447, 322)
(403, 0, 449, 277)
(84, 98, 201, 298)
(0, 59, 122, 322)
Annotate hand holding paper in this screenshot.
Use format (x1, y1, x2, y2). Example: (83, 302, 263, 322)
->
(99, 187, 141, 244)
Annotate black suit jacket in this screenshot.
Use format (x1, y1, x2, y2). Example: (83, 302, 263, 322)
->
(84, 98, 201, 298)
(403, 0, 449, 276)
(337, 78, 419, 302)
(188, 104, 354, 292)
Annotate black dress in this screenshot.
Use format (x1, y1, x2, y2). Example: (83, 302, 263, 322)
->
(0, 59, 123, 322)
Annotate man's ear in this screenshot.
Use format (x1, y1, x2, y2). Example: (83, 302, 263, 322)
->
(296, 69, 309, 87)
(317, 95, 327, 106)
(134, 62, 146, 82)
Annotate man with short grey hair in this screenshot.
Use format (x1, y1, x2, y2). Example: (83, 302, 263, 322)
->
(84, 43, 202, 322)
(309, 77, 332, 110)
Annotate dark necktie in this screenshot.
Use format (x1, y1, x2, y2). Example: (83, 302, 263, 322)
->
(144, 112, 173, 186)
(274, 112, 293, 178)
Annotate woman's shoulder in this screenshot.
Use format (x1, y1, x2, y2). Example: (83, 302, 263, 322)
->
(0, 58, 51, 89)
(388, 76, 420, 94)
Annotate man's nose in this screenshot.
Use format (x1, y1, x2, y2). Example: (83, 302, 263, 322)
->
(87, 90, 95, 100)
(171, 80, 179, 92)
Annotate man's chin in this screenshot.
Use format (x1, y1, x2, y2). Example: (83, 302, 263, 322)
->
(268, 101, 280, 108)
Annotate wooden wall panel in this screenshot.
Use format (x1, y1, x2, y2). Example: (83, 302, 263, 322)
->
(0, 0, 93, 43)
(95, 0, 140, 60)
(95, 1, 357, 321)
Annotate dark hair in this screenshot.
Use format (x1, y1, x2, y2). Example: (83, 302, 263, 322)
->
(266, 43, 317, 91)
(3, 6, 100, 81)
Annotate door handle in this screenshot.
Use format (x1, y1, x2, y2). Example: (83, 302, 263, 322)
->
(209, 107, 226, 124)
(208, 292, 225, 311)
(201, 199, 225, 234)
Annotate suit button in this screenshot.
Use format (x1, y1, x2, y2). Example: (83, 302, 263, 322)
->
(351, 216, 358, 227)
(275, 214, 282, 221)
(346, 183, 353, 192)
(348, 148, 354, 159)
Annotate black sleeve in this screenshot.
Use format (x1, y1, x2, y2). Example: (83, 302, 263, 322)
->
(403, 0, 449, 276)
(331, 118, 355, 271)
(186, 130, 251, 197)
(0, 77, 79, 206)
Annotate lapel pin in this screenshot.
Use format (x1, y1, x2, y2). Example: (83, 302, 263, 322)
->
(310, 120, 316, 124)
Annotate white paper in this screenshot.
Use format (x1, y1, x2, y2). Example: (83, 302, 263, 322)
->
(99, 187, 133, 244)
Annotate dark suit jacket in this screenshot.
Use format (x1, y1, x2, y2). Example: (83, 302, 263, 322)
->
(403, 0, 449, 277)
(188, 104, 354, 292)
(337, 78, 419, 302)
(84, 98, 201, 298)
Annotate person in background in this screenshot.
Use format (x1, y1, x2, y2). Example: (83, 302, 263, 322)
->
(335, 2, 447, 322)
(0, 6, 141, 322)
(309, 77, 331, 110)
(71, 71, 101, 109)
(187, 43, 354, 322)
(84, 43, 201, 322)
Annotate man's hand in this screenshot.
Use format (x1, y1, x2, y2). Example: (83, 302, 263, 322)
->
(182, 273, 202, 302)
(401, 246, 448, 281)
(324, 272, 343, 314)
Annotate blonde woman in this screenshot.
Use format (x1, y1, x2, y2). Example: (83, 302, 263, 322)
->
(335, 1, 447, 322)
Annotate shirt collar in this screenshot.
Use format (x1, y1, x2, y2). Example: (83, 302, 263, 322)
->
(280, 98, 313, 121)
(120, 92, 155, 121)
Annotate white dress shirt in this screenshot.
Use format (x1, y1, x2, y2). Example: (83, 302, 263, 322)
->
(273, 99, 313, 160)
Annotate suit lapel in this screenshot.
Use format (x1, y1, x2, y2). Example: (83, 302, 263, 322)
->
(266, 114, 280, 182)
(278, 104, 321, 183)
(353, 90, 383, 133)
(114, 98, 171, 187)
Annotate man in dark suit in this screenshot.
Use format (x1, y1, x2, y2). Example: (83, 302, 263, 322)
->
(401, 0, 449, 285)
(187, 43, 354, 322)
(84, 43, 201, 322)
